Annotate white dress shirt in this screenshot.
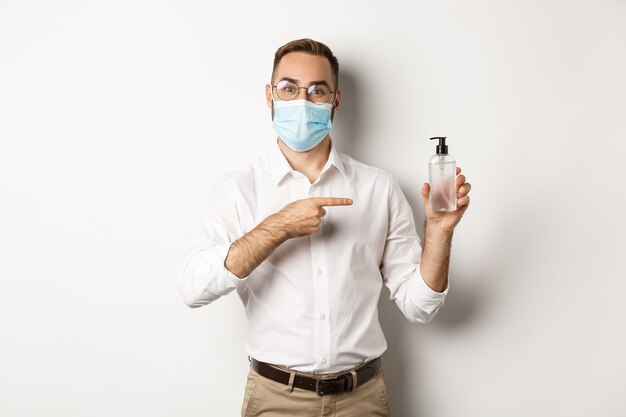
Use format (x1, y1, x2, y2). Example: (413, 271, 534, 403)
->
(177, 137, 449, 374)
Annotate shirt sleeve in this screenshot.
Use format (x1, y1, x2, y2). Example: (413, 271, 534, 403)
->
(379, 174, 449, 323)
(176, 173, 250, 308)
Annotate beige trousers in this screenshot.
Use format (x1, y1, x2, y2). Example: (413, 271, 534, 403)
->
(240, 362, 391, 417)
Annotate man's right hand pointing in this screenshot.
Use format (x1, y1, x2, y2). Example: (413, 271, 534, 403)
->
(269, 197, 353, 239)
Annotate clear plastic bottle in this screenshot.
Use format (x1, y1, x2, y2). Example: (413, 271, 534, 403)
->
(428, 136, 457, 212)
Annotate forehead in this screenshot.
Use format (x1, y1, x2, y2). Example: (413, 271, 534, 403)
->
(274, 51, 334, 84)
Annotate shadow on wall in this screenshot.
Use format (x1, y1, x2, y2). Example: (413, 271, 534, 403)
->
(337, 65, 487, 416)
(331, 67, 365, 154)
(377, 266, 486, 416)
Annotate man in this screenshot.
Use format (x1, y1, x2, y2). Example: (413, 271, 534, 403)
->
(177, 38, 471, 417)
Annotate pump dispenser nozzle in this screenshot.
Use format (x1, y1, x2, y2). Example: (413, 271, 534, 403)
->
(430, 136, 448, 155)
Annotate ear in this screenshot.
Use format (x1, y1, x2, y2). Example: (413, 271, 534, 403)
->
(333, 89, 342, 113)
(265, 84, 273, 109)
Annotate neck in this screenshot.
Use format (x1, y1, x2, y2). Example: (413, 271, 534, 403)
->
(277, 135, 331, 183)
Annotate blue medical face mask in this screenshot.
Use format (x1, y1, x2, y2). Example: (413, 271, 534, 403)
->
(271, 98, 333, 152)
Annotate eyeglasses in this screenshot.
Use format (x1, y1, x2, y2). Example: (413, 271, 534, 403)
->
(271, 79, 336, 105)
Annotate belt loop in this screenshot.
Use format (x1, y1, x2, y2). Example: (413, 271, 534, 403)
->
(285, 370, 296, 393)
(350, 370, 358, 392)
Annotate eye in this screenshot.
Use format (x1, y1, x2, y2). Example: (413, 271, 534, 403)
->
(308, 84, 329, 96)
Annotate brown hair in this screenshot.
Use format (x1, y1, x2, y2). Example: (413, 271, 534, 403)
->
(271, 38, 339, 90)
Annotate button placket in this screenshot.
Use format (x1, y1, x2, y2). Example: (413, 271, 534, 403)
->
(309, 184, 332, 371)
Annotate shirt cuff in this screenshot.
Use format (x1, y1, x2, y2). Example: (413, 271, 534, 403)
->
(214, 241, 251, 287)
(407, 263, 449, 315)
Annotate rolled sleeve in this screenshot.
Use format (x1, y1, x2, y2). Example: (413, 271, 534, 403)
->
(215, 241, 252, 286)
(406, 264, 449, 317)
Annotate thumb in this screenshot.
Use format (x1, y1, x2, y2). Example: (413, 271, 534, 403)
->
(422, 182, 430, 207)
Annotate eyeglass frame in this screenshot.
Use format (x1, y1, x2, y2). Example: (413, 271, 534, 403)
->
(270, 80, 337, 106)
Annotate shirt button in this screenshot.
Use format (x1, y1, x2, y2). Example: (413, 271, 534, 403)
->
(320, 313, 326, 320)
(321, 358, 327, 364)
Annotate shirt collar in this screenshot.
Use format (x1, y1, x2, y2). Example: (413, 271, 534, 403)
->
(269, 137, 348, 186)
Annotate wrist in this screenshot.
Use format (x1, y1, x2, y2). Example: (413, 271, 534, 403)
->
(425, 221, 454, 238)
(259, 213, 290, 242)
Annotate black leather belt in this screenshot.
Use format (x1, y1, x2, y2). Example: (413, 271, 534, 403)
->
(249, 356, 382, 396)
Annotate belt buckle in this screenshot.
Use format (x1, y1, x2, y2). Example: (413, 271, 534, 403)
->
(315, 375, 347, 396)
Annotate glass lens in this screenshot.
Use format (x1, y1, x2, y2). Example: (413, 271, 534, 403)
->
(307, 84, 331, 103)
(275, 80, 298, 100)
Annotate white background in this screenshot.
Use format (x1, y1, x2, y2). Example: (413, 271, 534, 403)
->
(1, 1, 625, 416)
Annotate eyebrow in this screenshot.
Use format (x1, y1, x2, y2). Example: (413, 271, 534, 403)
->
(278, 77, 333, 90)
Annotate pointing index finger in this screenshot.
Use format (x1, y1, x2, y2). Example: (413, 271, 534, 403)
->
(313, 197, 353, 207)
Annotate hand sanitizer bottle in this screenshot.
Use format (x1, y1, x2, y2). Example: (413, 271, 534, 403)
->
(428, 136, 457, 212)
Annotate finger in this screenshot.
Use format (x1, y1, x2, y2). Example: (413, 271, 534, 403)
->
(456, 166, 462, 175)
(457, 182, 471, 198)
(457, 195, 470, 207)
(314, 197, 353, 206)
(459, 200, 470, 213)
(456, 174, 466, 187)
(320, 207, 327, 217)
(422, 183, 430, 207)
